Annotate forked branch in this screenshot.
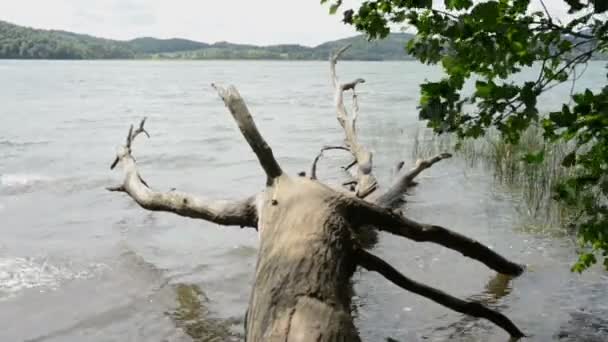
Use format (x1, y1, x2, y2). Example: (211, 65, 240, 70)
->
(108, 118, 259, 228)
(374, 153, 453, 208)
(356, 249, 525, 339)
(330, 45, 377, 198)
(110, 117, 150, 170)
(213, 84, 282, 184)
(344, 198, 524, 276)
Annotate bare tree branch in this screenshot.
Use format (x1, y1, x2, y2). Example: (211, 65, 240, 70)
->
(343, 198, 524, 276)
(109, 118, 259, 228)
(330, 45, 377, 198)
(374, 153, 453, 208)
(540, 0, 553, 23)
(310, 145, 352, 180)
(343, 159, 357, 171)
(213, 84, 282, 184)
(342, 78, 366, 92)
(106, 185, 125, 192)
(394, 161, 405, 174)
(356, 249, 526, 339)
(110, 117, 150, 171)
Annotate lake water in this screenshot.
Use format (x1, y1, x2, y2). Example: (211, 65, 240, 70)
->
(0, 60, 607, 341)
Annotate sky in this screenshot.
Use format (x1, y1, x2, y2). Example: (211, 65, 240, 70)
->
(0, 0, 573, 46)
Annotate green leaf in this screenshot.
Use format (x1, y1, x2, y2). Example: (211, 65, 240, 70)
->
(562, 151, 577, 167)
(573, 253, 597, 273)
(522, 150, 545, 164)
(445, 0, 473, 10)
(601, 179, 608, 194)
(329, 2, 341, 14)
(558, 40, 573, 52)
(593, 0, 608, 13)
(475, 81, 492, 98)
(333, 0, 608, 274)
(471, 2, 500, 29)
(549, 105, 577, 128)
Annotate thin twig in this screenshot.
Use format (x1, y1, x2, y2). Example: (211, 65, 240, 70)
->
(539, 0, 552, 23)
(310, 145, 352, 180)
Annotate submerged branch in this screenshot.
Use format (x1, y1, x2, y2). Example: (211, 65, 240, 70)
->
(356, 249, 525, 339)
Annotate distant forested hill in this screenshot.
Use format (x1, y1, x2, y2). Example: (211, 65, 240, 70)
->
(128, 37, 209, 54)
(155, 33, 414, 60)
(0, 20, 415, 60)
(0, 20, 133, 59)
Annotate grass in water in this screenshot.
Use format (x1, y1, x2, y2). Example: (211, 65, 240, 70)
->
(413, 125, 577, 237)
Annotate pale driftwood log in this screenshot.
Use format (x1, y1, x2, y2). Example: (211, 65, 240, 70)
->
(108, 53, 525, 340)
(110, 91, 364, 341)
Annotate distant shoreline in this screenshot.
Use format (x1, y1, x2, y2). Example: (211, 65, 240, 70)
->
(0, 20, 416, 61)
(0, 58, 415, 62)
(3, 19, 605, 61)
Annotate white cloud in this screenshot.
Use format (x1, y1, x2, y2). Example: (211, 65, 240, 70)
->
(0, 0, 573, 46)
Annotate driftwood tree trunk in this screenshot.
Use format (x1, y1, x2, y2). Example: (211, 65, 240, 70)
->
(108, 46, 526, 341)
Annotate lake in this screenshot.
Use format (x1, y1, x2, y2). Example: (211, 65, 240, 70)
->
(0, 60, 607, 341)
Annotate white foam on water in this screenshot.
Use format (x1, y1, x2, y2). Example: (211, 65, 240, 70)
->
(0, 173, 55, 195)
(0, 173, 51, 187)
(0, 257, 109, 301)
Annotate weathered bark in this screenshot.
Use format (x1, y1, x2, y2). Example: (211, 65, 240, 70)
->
(245, 175, 361, 341)
(107, 47, 526, 341)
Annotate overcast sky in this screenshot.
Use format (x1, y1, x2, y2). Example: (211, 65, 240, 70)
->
(0, 0, 573, 46)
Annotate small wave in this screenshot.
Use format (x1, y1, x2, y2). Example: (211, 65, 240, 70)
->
(0, 173, 52, 188)
(0, 257, 109, 301)
(0, 139, 49, 148)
